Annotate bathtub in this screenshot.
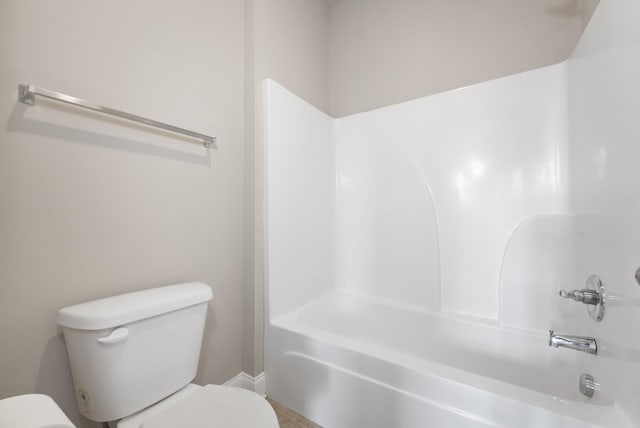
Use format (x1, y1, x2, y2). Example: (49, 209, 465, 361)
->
(265, 293, 631, 428)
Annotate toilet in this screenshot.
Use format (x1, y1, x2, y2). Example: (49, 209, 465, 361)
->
(55, 282, 279, 428)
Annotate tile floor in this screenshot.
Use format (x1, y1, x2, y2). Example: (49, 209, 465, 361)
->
(268, 398, 323, 428)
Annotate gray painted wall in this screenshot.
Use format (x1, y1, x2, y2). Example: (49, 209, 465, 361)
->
(328, 0, 598, 116)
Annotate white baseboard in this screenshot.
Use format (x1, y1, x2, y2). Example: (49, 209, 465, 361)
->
(224, 371, 265, 396)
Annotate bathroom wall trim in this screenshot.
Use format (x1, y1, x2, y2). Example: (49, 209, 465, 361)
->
(224, 371, 266, 396)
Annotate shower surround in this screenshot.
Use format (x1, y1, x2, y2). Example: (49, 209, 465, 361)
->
(265, 1, 640, 426)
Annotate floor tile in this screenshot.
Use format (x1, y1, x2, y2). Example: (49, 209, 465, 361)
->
(268, 398, 323, 428)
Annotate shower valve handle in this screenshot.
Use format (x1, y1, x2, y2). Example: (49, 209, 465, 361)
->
(559, 289, 601, 305)
(558, 275, 606, 322)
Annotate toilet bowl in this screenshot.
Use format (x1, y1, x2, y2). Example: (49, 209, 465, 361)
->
(56, 282, 279, 428)
(0, 394, 75, 428)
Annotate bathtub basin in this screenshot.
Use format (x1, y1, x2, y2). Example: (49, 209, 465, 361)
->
(265, 293, 630, 428)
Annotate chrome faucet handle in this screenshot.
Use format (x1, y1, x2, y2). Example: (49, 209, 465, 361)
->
(558, 275, 606, 322)
(559, 289, 600, 305)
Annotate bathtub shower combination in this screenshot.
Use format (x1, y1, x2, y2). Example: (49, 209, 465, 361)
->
(265, 2, 640, 427)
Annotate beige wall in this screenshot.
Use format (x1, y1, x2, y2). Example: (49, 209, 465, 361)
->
(253, 0, 329, 113)
(0, 1, 244, 427)
(245, 0, 329, 375)
(328, 0, 598, 116)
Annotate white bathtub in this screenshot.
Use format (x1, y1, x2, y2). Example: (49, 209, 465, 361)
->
(265, 293, 631, 428)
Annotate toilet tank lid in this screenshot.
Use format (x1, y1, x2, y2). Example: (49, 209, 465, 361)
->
(57, 282, 213, 330)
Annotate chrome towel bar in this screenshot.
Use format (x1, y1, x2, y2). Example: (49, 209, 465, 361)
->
(18, 83, 216, 148)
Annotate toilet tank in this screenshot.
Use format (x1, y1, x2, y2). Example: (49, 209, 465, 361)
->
(57, 282, 213, 423)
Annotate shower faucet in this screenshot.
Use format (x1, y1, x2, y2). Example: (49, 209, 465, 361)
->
(558, 274, 605, 321)
(559, 288, 600, 304)
(548, 330, 597, 355)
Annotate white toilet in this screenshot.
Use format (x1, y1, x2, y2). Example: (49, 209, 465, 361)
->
(55, 282, 279, 428)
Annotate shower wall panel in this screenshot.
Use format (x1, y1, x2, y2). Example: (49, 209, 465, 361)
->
(334, 64, 569, 318)
(265, 81, 335, 320)
(567, 0, 640, 422)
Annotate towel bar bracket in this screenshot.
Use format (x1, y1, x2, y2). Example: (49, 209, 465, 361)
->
(19, 84, 35, 105)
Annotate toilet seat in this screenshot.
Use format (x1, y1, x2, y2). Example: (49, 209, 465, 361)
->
(0, 394, 76, 428)
(118, 384, 279, 428)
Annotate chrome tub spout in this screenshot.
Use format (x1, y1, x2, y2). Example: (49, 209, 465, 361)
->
(548, 330, 597, 355)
